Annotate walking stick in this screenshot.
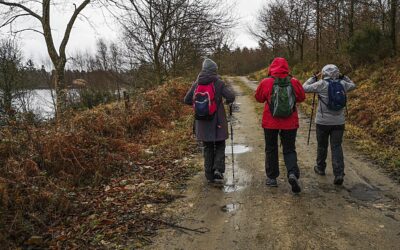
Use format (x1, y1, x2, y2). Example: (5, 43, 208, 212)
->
(307, 93, 316, 145)
(229, 104, 235, 183)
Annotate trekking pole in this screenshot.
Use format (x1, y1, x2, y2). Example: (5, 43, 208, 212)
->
(307, 93, 316, 145)
(229, 104, 235, 183)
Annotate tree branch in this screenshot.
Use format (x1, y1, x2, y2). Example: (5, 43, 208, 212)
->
(0, 1, 42, 21)
(0, 13, 30, 28)
(59, 0, 91, 60)
(42, 0, 59, 64)
(12, 28, 44, 35)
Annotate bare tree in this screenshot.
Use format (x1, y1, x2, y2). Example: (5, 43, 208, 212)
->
(250, 2, 287, 56)
(110, 0, 233, 85)
(0, 0, 91, 119)
(109, 42, 123, 99)
(251, 0, 312, 61)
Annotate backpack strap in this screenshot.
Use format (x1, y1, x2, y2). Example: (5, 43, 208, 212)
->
(318, 94, 325, 118)
(214, 80, 225, 105)
(192, 82, 199, 102)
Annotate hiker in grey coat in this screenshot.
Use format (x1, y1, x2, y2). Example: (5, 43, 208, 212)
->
(184, 58, 236, 182)
(303, 64, 356, 185)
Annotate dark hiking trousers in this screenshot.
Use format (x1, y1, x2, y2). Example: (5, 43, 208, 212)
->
(264, 129, 300, 179)
(203, 141, 226, 180)
(316, 124, 345, 176)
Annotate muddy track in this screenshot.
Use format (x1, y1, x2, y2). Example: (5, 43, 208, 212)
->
(147, 77, 400, 250)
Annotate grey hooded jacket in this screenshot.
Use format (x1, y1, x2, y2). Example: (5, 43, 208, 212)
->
(184, 59, 236, 142)
(303, 64, 356, 125)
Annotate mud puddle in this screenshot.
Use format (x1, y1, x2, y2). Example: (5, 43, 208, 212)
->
(347, 183, 381, 202)
(221, 203, 240, 213)
(231, 103, 241, 112)
(225, 145, 251, 154)
(223, 182, 245, 193)
(222, 160, 252, 193)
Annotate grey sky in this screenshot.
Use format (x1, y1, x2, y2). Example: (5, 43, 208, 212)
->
(1, 0, 267, 64)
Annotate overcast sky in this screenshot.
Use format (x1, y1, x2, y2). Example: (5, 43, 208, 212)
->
(0, 0, 267, 64)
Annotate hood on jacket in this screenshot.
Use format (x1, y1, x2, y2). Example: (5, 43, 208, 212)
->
(197, 58, 219, 84)
(322, 64, 340, 80)
(268, 57, 289, 77)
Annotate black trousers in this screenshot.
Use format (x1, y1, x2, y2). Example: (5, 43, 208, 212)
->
(264, 129, 300, 179)
(203, 141, 226, 180)
(316, 124, 345, 176)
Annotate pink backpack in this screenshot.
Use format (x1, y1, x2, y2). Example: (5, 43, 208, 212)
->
(193, 82, 217, 120)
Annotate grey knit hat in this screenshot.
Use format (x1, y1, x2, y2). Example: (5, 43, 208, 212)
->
(322, 64, 340, 79)
(202, 58, 218, 73)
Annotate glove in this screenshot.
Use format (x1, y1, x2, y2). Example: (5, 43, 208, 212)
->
(313, 72, 321, 81)
(339, 74, 345, 79)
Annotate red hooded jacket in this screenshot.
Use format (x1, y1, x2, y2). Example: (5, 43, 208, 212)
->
(255, 58, 305, 130)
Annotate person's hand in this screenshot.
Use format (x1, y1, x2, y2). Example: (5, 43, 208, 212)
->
(313, 72, 321, 80)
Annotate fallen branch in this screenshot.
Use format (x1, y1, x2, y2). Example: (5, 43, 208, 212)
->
(148, 218, 210, 234)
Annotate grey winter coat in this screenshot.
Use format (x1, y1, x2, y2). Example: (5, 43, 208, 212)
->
(303, 64, 356, 125)
(184, 59, 236, 142)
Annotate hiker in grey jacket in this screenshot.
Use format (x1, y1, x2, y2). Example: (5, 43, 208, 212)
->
(184, 58, 236, 183)
(303, 64, 356, 185)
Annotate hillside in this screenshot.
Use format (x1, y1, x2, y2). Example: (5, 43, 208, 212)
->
(248, 59, 400, 181)
(0, 79, 199, 248)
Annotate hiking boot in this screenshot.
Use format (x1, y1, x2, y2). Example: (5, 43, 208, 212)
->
(266, 178, 278, 187)
(288, 174, 301, 193)
(214, 170, 224, 180)
(314, 166, 326, 176)
(334, 175, 344, 185)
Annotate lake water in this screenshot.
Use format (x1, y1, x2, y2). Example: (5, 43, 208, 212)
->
(16, 89, 56, 119)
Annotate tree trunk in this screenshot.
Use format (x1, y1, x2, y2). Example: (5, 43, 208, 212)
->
(3, 89, 13, 117)
(54, 66, 67, 119)
(382, 10, 386, 31)
(300, 43, 304, 62)
(316, 0, 320, 64)
(349, 0, 354, 38)
(336, 1, 341, 52)
(154, 50, 163, 84)
(391, 0, 397, 56)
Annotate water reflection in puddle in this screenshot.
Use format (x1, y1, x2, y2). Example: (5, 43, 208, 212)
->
(222, 165, 251, 193)
(221, 203, 240, 213)
(225, 145, 251, 154)
(223, 183, 245, 193)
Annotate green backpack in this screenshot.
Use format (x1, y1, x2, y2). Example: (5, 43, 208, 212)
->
(269, 76, 296, 117)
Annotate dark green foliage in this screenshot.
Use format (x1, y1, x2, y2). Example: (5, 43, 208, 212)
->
(346, 27, 392, 65)
(76, 89, 117, 109)
(213, 46, 271, 76)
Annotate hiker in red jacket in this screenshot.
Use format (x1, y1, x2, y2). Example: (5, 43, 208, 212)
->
(255, 57, 305, 193)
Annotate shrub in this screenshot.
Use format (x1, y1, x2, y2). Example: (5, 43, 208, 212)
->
(346, 26, 391, 65)
(76, 89, 117, 109)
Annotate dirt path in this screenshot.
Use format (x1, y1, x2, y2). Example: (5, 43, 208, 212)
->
(147, 77, 400, 250)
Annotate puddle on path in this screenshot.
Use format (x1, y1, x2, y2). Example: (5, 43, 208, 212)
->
(223, 183, 245, 193)
(221, 203, 240, 213)
(348, 183, 381, 202)
(231, 103, 241, 112)
(222, 161, 252, 193)
(225, 145, 251, 154)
